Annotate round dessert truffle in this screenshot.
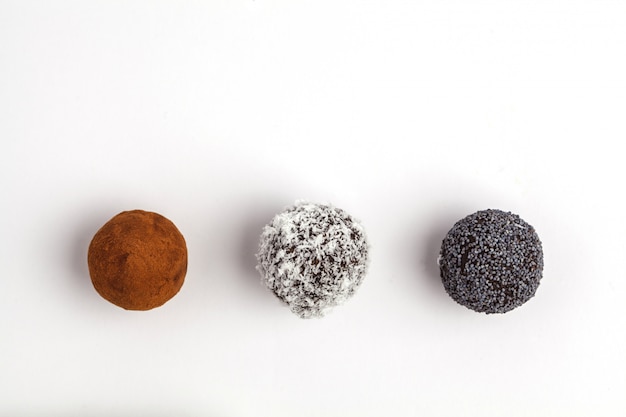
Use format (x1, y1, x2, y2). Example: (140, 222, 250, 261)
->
(438, 209, 543, 314)
(88, 210, 187, 310)
(256, 202, 369, 318)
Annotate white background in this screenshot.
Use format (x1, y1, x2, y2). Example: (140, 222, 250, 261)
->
(1, 1, 625, 416)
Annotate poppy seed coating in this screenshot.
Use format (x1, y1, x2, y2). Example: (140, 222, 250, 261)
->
(439, 209, 543, 314)
(256, 202, 369, 318)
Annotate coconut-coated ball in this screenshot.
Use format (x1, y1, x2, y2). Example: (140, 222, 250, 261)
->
(256, 202, 369, 318)
(88, 210, 187, 310)
(438, 209, 543, 314)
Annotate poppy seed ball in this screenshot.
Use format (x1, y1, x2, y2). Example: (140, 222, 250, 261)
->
(87, 210, 187, 310)
(256, 202, 369, 318)
(438, 209, 543, 314)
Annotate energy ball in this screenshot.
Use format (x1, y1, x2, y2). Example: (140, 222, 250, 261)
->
(438, 209, 543, 314)
(256, 202, 369, 318)
(88, 210, 187, 310)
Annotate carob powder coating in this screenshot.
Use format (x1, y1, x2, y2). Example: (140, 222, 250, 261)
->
(439, 209, 543, 314)
(256, 202, 369, 318)
(88, 210, 187, 310)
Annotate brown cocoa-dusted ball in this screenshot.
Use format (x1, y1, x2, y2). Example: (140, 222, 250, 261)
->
(87, 210, 187, 310)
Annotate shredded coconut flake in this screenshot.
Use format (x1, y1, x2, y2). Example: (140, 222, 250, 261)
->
(256, 202, 369, 318)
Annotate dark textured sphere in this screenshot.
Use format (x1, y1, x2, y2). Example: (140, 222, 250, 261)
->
(256, 202, 369, 318)
(438, 209, 543, 314)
